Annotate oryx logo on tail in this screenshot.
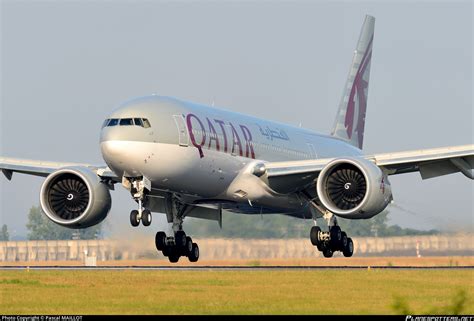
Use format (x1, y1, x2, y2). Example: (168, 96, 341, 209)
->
(345, 35, 373, 148)
(331, 15, 375, 150)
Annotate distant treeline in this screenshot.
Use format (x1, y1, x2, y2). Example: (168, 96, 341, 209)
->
(184, 210, 439, 239)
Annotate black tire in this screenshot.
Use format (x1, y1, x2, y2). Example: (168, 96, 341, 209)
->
(168, 254, 180, 263)
(185, 236, 193, 255)
(340, 232, 348, 251)
(188, 243, 199, 263)
(316, 243, 324, 251)
(162, 246, 171, 257)
(155, 231, 166, 251)
(343, 237, 354, 257)
(322, 248, 333, 258)
(330, 226, 342, 249)
(130, 210, 140, 227)
(310, 226, 321, 246)
(175, 231, 187, 248)
(142, 209, 152, 227)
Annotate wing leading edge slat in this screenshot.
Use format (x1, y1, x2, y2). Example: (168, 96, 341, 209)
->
(0, 157, 119, 182)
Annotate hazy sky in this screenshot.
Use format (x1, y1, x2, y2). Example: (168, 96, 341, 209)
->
(1, 0, 472, 238)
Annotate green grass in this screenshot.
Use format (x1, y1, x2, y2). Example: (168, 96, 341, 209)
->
(0, 269, 472, 314)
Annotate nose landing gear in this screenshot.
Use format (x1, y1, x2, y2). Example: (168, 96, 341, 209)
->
(125, 177, 153, 227)
(129, 198, 152, 227)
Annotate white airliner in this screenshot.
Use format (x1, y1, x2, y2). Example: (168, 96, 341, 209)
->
(1, 16, 472, 262)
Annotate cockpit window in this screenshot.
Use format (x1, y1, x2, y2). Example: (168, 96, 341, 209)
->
(119, 118, 133, 126)
(104, 117, 150, 128)
(102, 119, 110, 128)
(108, 118, 119, 126)
(133, 118, 143, 127)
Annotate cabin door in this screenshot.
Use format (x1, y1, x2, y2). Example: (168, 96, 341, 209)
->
(173, 115, 189, 147)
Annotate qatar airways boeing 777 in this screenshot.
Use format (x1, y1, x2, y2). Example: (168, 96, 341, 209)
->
(1, 15, 472, 262)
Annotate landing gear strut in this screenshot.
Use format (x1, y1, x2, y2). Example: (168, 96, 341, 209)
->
(310, 212, 354, 258)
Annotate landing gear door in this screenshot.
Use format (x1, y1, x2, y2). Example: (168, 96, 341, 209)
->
(173, 115, 189, 147)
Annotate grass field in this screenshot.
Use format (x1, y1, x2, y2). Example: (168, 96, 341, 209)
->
(4, 256, 474, 267)
(0, 269, 472, 314)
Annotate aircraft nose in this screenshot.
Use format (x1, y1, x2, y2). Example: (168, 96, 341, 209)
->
(101, 140, 143, 178)
(101, 140, 127, 159)
(100, 125, 118, 143)
(100, 140, 132, 176)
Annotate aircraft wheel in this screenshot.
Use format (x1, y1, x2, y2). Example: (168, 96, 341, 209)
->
(185, 236, 193, 255)
(322, 248, 333, 258)
(130, 210, 140, 227)
(340, 232, 348, 251)
(142, 209, 152, 226)
(175, 231, 187, 248)
(310, 226, 321, 246)
(168, 254, 180, 263)
(330, 226, 342, 249)
(155, 231, 166, 251)
(162, 245, 171, 257)
(188, 243, 199, 263)
(343, 238, 354, 257)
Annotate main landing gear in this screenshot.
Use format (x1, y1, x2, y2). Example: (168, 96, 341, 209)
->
(155, 230, 199, 263)
(154, 197, 200, 263)
(310, 213, 354, 258)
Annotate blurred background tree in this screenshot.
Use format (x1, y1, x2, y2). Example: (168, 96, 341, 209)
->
(26, 206, 103, 240)
(0, 224, 10, 241)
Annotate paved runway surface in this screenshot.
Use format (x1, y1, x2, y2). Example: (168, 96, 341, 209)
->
(1, 265, 473, 270)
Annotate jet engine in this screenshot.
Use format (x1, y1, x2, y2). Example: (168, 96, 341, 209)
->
(316, 158, 392, 219)
(40, 167, 111, 228)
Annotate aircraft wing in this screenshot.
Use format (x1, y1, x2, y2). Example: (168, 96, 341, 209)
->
(264, 144, 474, 193)
(0, 157, 119, 181)
(366, 144, 474, 179)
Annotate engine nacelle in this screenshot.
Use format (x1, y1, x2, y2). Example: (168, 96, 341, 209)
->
(316, 157, 392, 219)
(40, 166, 112, 228)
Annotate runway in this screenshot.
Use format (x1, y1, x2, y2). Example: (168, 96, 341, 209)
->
(1, 265, 473, 270)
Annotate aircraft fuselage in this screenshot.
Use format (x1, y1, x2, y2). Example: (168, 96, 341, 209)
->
(100, 95, 361, 217)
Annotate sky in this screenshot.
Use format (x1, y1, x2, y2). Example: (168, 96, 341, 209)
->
(1, 0, 472, 239)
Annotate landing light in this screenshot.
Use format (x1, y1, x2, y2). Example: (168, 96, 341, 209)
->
(253, 163, 267, 177)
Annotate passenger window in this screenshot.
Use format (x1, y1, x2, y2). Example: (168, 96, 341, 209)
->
(120, 118, 133, 126)
(134, 118, 143, 127)
(143, 118, 151, 128)
(102, 119, 110, 128)
(108, 118, 119, 126)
